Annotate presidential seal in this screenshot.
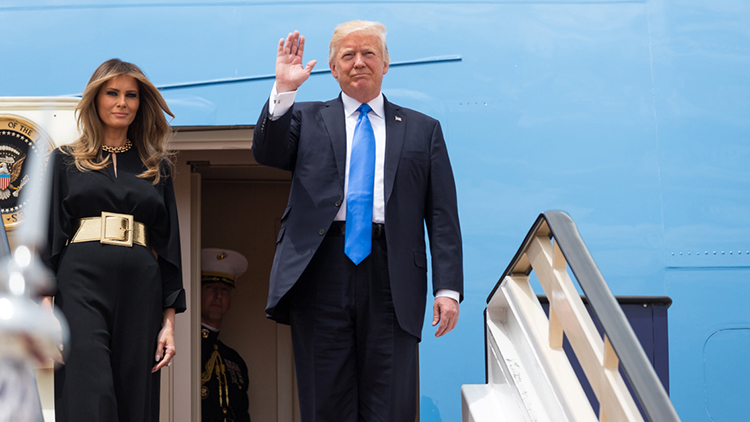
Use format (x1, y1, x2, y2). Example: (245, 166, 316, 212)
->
(0, 115, 52, 229)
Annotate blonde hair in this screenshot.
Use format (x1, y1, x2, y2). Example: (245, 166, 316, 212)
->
(67, 58, 175, 185)
(328, 20, 390, 65)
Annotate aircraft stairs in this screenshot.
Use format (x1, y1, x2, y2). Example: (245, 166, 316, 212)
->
(461, 211, 681, 422)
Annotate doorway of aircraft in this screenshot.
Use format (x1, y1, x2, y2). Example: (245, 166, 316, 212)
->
(47, 125, 435, 422)
(174, 129, 300, 421)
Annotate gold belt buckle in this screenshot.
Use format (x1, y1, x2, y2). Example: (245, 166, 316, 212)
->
(100, 212, 133, 247)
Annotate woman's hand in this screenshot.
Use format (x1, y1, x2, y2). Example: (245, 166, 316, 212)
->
(152, 308, 176, 373)
(40, 296, 65, 364)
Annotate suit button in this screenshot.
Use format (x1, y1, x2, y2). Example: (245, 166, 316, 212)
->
(319, 229, 325, 236)
(335, 200, 342, 207)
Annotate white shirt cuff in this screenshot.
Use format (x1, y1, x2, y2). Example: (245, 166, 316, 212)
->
(269, 82, 297, 121)
(436, 289, 460, 302)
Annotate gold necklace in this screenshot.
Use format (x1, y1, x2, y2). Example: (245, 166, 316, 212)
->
(101, 139, 132, 154)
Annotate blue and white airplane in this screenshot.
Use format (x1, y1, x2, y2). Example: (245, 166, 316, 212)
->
(0, 1, 747, 421)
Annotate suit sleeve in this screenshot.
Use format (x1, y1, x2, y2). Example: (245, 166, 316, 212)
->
(252, 100, 299, 172)
(424, 121, 464, 302)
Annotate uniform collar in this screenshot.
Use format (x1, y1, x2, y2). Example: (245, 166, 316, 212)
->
(201, 323, 220, 341)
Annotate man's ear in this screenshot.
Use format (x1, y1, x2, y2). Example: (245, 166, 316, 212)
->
(330, 61, 339, 79)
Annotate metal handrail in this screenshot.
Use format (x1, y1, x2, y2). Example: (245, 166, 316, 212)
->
(487, 210, 680, 422)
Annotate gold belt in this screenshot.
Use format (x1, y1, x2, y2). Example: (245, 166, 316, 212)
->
(71, 212, 149, 248)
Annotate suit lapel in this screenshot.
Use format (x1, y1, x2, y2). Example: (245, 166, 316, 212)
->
(320, 96, 347, 187)
(383, 97, 405, 208)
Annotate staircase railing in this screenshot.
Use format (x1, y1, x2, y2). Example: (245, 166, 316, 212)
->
(462, 211, 680, 422)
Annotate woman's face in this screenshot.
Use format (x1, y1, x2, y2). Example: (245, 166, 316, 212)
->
(96, 75, 140, 131)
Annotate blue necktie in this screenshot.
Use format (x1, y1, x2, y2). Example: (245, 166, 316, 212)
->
(345, 103, 376, 265)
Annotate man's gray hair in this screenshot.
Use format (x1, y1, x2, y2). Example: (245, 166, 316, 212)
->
(328, 20, 390, 65)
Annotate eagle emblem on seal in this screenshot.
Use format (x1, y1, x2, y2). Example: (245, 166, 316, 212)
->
(0, 152, 27, 200)
(0, 115, 53, 229)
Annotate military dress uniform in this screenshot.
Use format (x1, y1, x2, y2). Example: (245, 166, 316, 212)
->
(201, 326, 250, 422)
(201, 248, 251, 422)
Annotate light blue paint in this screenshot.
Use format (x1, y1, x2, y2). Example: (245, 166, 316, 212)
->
(2, 1, 749, 420)
(704, 328, 750, 422)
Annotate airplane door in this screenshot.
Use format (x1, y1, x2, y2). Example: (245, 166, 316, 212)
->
(172, 136, 299, 422)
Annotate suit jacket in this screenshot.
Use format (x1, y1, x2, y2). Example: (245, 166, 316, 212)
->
(252, 94, 463, 339)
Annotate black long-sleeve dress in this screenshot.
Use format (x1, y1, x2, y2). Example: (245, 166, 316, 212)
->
(42, 146, 186, 422)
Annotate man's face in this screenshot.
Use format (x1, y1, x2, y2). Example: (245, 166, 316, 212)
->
(330, 31, 389, 103)
(201, 282, 232, 327)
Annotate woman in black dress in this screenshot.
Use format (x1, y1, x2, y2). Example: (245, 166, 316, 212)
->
(41, 58, 186, 422)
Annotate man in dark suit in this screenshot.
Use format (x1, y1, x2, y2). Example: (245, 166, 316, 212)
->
(252, 20, 463, 422)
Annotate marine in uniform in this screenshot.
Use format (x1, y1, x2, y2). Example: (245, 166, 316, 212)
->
(200, 248, 251, 422)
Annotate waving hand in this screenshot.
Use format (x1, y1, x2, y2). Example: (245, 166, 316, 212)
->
(276, 31, 317, 93)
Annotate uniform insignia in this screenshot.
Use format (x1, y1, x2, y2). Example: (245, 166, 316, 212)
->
(224, 359, 244, 384)
(217, 251, 228, 260)
(202, 328, 210, 339)
(201, 386, 209, 399)
(0, 116, 52, 229)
